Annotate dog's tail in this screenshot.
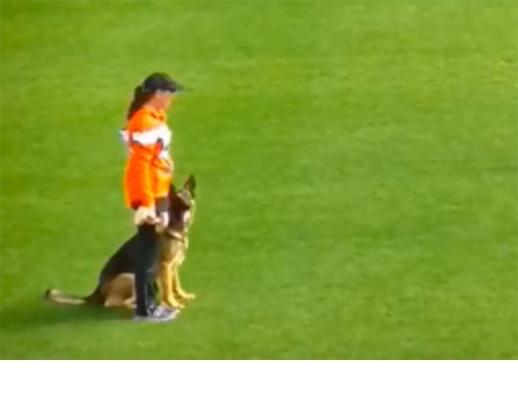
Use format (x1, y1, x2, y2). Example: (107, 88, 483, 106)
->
(44, 287, 102, 306)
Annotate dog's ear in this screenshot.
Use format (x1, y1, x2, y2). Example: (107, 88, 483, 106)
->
(171, 191, 191, 212)
(170, 183, 178, 194)
(183, 175, 196, 197)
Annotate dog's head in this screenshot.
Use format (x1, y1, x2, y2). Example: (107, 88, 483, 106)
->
(167, 174, 197, 232)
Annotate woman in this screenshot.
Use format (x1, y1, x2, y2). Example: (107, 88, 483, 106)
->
(120, 72, 183, 322)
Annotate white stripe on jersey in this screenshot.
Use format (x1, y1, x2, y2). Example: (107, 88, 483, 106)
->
(131, 125, 172, 146)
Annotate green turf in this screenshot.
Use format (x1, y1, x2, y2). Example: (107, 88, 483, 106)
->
(1, 0, 516, 359)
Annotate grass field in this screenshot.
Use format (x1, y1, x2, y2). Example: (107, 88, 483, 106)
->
(0, 0, 516, 359)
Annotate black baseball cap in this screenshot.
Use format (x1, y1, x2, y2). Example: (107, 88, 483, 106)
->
(141, 72, 184, 94)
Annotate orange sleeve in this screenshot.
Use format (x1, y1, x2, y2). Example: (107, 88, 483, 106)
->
(127, 113, 161, 208)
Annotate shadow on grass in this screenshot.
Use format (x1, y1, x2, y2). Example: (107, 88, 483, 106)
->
(0, 299, 129, 333)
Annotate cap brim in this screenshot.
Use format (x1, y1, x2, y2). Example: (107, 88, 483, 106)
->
(167, 79, 186, 91)
(171, 84, 189, 93)
(158, 83, 190, 94)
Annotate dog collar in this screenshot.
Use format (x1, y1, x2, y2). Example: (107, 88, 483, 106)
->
(164, 229, 185, 243)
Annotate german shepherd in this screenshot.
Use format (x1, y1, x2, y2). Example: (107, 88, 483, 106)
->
(44, 175, 197, 311)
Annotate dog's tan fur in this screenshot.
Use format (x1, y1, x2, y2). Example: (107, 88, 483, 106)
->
(155, 193, 196, 309)
(45, 175, 197, 312)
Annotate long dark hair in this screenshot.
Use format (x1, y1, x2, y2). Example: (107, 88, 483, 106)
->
(126, 85, 153, 120)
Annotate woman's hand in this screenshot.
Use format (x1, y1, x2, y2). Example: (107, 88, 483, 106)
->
(133, 206, 159, 226)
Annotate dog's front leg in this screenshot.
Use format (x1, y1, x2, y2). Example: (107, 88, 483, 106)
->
(173, 267, 196, 302)
(157, 260, 183, 309)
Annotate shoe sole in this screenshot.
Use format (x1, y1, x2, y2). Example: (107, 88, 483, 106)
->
(133, 309, 178, 322)
(132, 315, 175, 323)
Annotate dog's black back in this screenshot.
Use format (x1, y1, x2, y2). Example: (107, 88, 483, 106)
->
(98, 234, 139, 284)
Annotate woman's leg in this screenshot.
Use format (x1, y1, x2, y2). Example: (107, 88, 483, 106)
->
(134, 223, 160, 316)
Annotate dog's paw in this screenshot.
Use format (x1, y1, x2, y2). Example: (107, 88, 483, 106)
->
(178, 292, 196, 301)
(162, 299, 184, 309)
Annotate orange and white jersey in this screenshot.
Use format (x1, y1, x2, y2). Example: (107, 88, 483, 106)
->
(121, 106, 174, 209)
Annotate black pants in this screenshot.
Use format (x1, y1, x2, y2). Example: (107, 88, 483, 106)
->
(134, 224, 160, 316)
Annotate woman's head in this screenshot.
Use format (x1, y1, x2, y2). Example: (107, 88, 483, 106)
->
(126, 72, 183, 120)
